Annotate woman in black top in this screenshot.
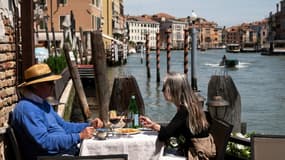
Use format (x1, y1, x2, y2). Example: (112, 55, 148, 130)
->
(140, 72, 210, 157)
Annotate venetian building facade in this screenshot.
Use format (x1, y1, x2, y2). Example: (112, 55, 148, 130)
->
(270, 0, 285, 40)
(225, 26, 241, 44)
(36, 0, 102, 47)
(112, 0, 125, 41)
(196, 19, 222, 49)
(190, 18, 224, 49)
(126, 15, 160, 49)
(160, 19, 187, 50)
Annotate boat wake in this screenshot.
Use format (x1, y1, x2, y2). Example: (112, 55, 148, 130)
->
(236, 62, 250, 68)
(204, 63, 222, 68)
(204, 62, 250, 69)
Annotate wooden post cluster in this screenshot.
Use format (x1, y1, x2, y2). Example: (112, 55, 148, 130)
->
(166, 29, 171, 73)
(145, 33, 151, 78)
(156, 32, 161, 82)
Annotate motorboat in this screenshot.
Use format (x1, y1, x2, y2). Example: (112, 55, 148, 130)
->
(219, 55, 239, 68)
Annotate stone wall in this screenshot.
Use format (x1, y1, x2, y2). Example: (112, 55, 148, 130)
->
(0, 0, 18, 159)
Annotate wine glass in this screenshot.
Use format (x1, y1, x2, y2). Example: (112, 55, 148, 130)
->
(122, 117, 133, 128)
(109, 117, 121, 125)
(109, 112, 126, 136)
(109, 117, 121, 136)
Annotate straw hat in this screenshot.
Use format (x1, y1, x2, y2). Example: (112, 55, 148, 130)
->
(18, 63, 62, 87)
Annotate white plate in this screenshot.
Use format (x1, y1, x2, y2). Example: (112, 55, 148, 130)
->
(114, 128, 141, 135)
(138, 127, 153, 131)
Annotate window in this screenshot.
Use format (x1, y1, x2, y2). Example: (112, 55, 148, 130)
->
(92, 16, 101, 30)
(96, 17, 101, 30)
(59, 16, 65, 30)
(92, 15, 95, 30)
(58, 0, 67, 5)
(38, 19, 46, 30)
(92, 0, 100, 7)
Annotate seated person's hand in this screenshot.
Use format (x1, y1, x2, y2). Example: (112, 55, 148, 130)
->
(140, 116, 153, 128)
(139, 116, 160, 131)
(79, 127, 95, 139)
(90, 118, 103, 128)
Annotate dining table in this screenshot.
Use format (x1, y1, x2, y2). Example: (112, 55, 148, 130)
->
(79, 129, 165, 160)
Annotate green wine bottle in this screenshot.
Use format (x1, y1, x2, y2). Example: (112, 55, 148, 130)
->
(128, 95, 139, 128)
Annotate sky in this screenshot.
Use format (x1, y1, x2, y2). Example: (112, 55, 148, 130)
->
(124, 0, 280, 27)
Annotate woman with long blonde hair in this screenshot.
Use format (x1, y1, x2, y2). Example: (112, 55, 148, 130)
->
(140, 72, 214, 158)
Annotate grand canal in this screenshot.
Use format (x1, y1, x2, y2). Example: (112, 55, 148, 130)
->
(107, 49, 285, 135)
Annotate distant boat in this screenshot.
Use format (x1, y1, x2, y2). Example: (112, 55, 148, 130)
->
(241, 42, 258, 52)
(224, 59, 239, 68)
(219, 56, 239, 68)
(226, 44, 240, 53)
(128, 48, 136, 54)
(261, 40, 285, 56)
(271, 40, 285, 55)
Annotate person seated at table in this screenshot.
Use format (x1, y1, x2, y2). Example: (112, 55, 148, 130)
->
(140, 72, 216, 159)
(11, 63, 104, 160)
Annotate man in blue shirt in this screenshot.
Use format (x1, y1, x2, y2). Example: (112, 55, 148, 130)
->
(11, 63, 104, 160)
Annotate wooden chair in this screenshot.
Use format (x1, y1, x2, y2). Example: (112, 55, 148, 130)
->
(209, 118, 233, 160)
(251, 134, 285, 160)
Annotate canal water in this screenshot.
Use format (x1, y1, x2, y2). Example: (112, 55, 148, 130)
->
(107, 49, 285, 135)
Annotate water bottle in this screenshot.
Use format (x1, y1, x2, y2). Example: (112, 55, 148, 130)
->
(128, 95, 139, 128)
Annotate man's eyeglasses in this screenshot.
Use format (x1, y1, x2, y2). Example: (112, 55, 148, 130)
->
(34, 81, 55, 87)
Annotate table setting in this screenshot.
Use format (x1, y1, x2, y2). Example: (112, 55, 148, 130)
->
(79, 110, 165, 160)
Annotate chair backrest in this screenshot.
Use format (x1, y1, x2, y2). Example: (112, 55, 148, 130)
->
(251, 134, 285, 160)
(6, 127, 22, 160)
(209, 118, 233, 160)
(6, 111, 22, 160)
(37, 154, 128, 160)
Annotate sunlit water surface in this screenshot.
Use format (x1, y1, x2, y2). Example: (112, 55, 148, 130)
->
(107, 49, 285, 134)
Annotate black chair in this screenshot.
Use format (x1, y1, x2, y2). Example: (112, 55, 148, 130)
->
(209, 118, 233, 160)
(6, 126, 22, 160)
(251, 134, 285, 160)
(37, 154, 128, 160)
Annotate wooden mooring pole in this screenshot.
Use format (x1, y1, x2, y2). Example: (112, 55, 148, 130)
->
(44, 18, 51, 54)
(91, 31, 110, 123)
(166, 29, 171, 73)
(191, 28, 198, 91)
(21, 0, 35, 72)
(184, 29, 189, 77)
(145, 33, 151, 78)
(156, 32, 161, 82)
(63, 43, 90, 120)
(79, 27, 88, 64)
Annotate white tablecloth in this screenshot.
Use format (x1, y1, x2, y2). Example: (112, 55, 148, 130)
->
(79, 131, 164, 160)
